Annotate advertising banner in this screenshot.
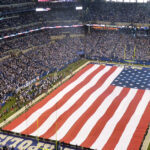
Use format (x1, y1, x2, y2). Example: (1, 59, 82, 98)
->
(0, 131, 83, 150)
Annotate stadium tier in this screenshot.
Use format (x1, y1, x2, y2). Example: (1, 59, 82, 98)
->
(0, 0, 34, 5)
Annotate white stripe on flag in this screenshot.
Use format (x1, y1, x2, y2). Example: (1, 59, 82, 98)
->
(31, 66, 112, 136)
(12, 65, 100, 133)
(115, 90, 150, 150)
(70, 86, 123, 145)
(50, 67, 123, 141)
(91, 89, 137, 150)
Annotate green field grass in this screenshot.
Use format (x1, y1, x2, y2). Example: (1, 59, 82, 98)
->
(148, 143, 150, 150)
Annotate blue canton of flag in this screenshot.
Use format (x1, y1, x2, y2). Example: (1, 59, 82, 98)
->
(111, 67, 150, 90)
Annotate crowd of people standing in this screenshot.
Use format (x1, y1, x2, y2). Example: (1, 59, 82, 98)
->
(0, 28, 150, 105)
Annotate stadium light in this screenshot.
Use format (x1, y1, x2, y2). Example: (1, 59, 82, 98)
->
(36, 8, 51, 12)
(75, 6, 83, 10)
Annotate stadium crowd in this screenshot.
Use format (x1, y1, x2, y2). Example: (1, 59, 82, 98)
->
(0, 28, 150, 105)
(1, 2, 150, 33)
(83, 2, 150, 23)
(0, 32, 82, 106)
(0, 13, 41, 31)
(0, 0, 34, 5)
(86, 30, 150, 60)
(0, 27, 84, 57)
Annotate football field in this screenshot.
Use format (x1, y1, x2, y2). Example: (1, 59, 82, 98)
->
(3, 63, 150, 150)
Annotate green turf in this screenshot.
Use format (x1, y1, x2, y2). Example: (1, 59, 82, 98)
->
(0, 97, 17, 123)
(147, 143, 150, 150)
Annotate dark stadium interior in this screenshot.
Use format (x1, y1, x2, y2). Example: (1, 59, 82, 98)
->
(0, 0, 150, 149)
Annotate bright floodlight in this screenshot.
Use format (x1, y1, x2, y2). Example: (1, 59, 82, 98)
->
(76, 6, 83, 10)
(36, 8, 51, 12)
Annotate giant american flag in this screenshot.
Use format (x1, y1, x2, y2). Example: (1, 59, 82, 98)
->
(4, 64, 150, 150)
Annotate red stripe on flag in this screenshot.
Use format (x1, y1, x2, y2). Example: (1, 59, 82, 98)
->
(3, 64, 94, 131)
(127, 101, 150, 150)
(60, 85, 115, 143)
(103, 89, 145, 150)
(41, 66, 117, 139)
(21, 65, 105, 134)
(81, 87, 130, 148)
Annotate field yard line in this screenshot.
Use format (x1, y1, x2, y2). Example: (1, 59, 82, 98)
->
(142, 125, 150, 150)
(0, 61, 90, 129)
